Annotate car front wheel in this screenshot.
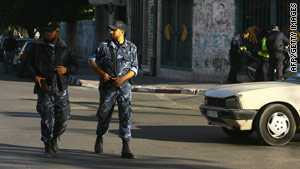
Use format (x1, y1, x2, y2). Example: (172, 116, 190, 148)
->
(255, 104, 296, 146)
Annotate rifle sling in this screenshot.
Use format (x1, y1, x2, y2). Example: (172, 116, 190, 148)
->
(108, 45, 133, 85)
(109, 47, 118, 77)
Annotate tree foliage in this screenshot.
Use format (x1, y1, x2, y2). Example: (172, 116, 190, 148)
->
(0, 0, 94, 37)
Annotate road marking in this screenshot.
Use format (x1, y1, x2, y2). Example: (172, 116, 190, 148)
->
(154, 94, 195, 110)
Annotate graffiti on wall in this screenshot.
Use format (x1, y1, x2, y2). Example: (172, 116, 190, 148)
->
(164, 24, 172, 41)
(164, 24, 189, 42)
(193, 33, 231, 72)
(193, 0, 235, 74)
(213, 2, 228, 25)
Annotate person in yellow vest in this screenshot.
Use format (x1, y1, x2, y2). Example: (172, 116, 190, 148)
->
(255, 36, 269, 81)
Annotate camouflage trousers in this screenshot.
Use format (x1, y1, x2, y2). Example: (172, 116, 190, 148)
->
(36, 89, 70, 142)
(96, 84, 132, 141)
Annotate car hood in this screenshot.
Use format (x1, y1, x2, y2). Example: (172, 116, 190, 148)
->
(205, 81, 298, 98)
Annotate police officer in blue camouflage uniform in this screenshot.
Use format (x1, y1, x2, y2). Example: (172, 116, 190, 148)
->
(88, 20, 138, 159)
(24, 22, 78, 158)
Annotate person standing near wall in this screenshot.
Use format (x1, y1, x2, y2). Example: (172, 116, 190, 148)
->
(266, 25, 289, 81)
(24, 22, 78, 158)
(227, 29, 250, 83)
(88, 20, 138, 159)
(255, 34, 269, 81)
(3, 31, 18, 73)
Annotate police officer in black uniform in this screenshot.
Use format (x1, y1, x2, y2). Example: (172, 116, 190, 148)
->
(266, 25, 289, 81)
(24, 22, 78, 158)
(88, 20, 138, 159)
(227, 29, 250, 83)
(3, 31, 18, 73)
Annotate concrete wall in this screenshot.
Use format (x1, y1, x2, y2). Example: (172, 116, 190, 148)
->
(192, 0, 235, 81)
(59, 20, 95, 59)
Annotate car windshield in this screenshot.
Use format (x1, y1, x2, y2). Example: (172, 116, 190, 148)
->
(25, 43, 34, 52)
(17, 40, 28, 49)
(284, 65, 300, 83)
(16, 39, 35, 50)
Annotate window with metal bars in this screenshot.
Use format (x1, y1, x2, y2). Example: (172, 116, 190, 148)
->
(238, 0, 300, 70)
(240, 0, 299, 37)
(278, 0, 300, 31)
(242, 0, 271, 33)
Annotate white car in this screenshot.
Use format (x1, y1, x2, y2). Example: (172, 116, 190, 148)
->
(200, 69, 300, 146)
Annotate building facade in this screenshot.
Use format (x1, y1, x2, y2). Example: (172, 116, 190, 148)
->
(157, 0, 299, 82)
(75, 0, 299, 82)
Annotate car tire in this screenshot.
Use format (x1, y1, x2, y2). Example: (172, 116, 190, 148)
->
(221, 127, 254, 138)
(255, 104, 296, 146)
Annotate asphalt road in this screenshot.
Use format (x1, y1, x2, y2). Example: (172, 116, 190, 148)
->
(1, 73, 300, 169)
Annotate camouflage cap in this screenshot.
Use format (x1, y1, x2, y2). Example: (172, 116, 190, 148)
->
(108, 20, 127, 31)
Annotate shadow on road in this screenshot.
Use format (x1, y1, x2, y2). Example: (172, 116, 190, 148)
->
(0, 143, 228, 169)
(0, 111, 260, 146)
(0, 111, 39, 118)
(134, 110, 200, 117)
(114, 125, 262, 146)
(0, 111, 120, 124)
(133, 104, 196, 111)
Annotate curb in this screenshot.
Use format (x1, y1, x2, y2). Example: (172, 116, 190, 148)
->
(132, 87, 205, 95)
(69, 75, 85, 86)
(69, 76, 206, 95)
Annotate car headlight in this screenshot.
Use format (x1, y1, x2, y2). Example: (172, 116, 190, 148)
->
(225, 97, 241, 109)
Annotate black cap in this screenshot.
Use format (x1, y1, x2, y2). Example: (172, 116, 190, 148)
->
(108, 20, 127, 31)
(270, 24, 280, 31)
(45, 21, 60, 32)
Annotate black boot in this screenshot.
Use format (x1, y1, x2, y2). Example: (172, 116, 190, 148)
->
(52, 136, 59, 153)
(121, 139, 137, 159)
(44, 141, 54, 158)
(94, 136, 103, 154)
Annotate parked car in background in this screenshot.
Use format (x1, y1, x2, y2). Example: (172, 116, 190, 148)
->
(0, 36, 35, 63)
(10, 38, 35, 71)
(16, 38, 35, 51)
(200, 66, 300, 146)
(17, 40, 36, 78)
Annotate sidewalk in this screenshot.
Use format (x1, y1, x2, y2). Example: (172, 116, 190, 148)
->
(69, 60, 248, 95)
